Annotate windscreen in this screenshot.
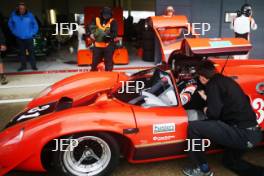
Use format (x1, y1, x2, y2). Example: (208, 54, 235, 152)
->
(114, 68, 178, 108)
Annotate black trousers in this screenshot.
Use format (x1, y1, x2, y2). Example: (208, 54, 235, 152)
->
(188, 120, 262, 167)
(235, 32, 249, 40)
(91, 44, 115, 71)
(17, 38, 36, 68)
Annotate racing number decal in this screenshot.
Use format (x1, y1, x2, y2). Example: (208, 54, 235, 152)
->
(252, 98, 264, 124)
(27, 105, 50, 113)
(17, 105, 51, 121)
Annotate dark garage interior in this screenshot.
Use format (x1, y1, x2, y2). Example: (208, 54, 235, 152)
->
(0, 0, 263, 73)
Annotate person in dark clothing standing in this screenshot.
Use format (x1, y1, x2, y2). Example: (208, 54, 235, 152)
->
(182, 60, 262, 176)
(0, 28, 8, 84)
(87, 7, 118, 71)
(8, 2, 39, 71)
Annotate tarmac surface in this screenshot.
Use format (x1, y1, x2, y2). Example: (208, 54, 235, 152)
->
(1, 72, 264, 176)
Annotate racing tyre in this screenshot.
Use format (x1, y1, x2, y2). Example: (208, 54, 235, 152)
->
(52, 132, 120, 176)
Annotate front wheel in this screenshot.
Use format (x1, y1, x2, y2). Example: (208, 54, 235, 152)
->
(52, 132, 120, 176)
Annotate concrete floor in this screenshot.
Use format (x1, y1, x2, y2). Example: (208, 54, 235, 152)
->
(0, 72, 264, 176)
(5, 151, 264, 176)
(2, 46, 154, 73)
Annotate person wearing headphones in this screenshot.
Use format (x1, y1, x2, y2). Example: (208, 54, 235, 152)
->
(87, 7, 118, 71)
(8, 2, 39, 71)
(232, 3, 257, 40)
(231, 4, 257, 59)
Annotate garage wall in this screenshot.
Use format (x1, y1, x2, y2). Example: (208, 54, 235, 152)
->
(123, 0, 155, 11)
(68, 0, 113, 14)
(0, 0, 155, 22)
(67, 0, 155, 13)
(0, 0, 113, 17)
(156, 0, 264, 59)
(0, 0, 43, 22)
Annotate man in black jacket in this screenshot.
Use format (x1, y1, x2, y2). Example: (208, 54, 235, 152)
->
(86, 7, 118, 71)
(183, 60, 262, 176)
(0, 28, 8, 85)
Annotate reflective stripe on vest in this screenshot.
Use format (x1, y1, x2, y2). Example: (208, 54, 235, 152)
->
(95, 17, 114, 48)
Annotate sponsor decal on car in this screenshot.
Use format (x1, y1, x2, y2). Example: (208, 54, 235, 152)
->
(209, 41, 232, 48)
(153, 135, 175, 141)
(139, 140, 149, 145)
(153, 123, 176, 134)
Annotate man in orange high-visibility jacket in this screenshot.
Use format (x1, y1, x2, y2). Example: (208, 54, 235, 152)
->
(87, 7, 118, 71)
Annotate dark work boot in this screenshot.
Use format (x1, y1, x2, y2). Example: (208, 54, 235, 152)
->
(1, 74, 8, 85)
(17, 65, 27, 72)
(32, 66, 38, 71)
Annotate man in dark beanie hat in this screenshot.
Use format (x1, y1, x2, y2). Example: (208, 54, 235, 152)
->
(87, 6, 118, 71)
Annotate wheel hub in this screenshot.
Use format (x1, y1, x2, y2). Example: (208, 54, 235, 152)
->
(62, 136, 111, 176)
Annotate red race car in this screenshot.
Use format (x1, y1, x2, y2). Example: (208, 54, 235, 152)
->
(0, 18, 264, 176)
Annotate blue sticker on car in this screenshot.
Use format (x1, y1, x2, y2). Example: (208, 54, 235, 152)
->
(209, 41, 232, 48)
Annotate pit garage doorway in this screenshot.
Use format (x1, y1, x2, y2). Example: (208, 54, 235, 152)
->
(0, 0, 157, 73)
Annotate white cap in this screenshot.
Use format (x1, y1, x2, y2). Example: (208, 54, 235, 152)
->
(166, 6, 175, 12)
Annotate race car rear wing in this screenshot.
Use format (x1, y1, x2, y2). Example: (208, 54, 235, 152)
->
(150, 16, 189, 28)
(149, 16, 191, 63)
(149, 16, 252, 63)
(180, 38, 252, 57)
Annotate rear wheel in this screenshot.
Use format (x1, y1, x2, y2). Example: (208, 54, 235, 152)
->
(52, 132, 120, 176)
